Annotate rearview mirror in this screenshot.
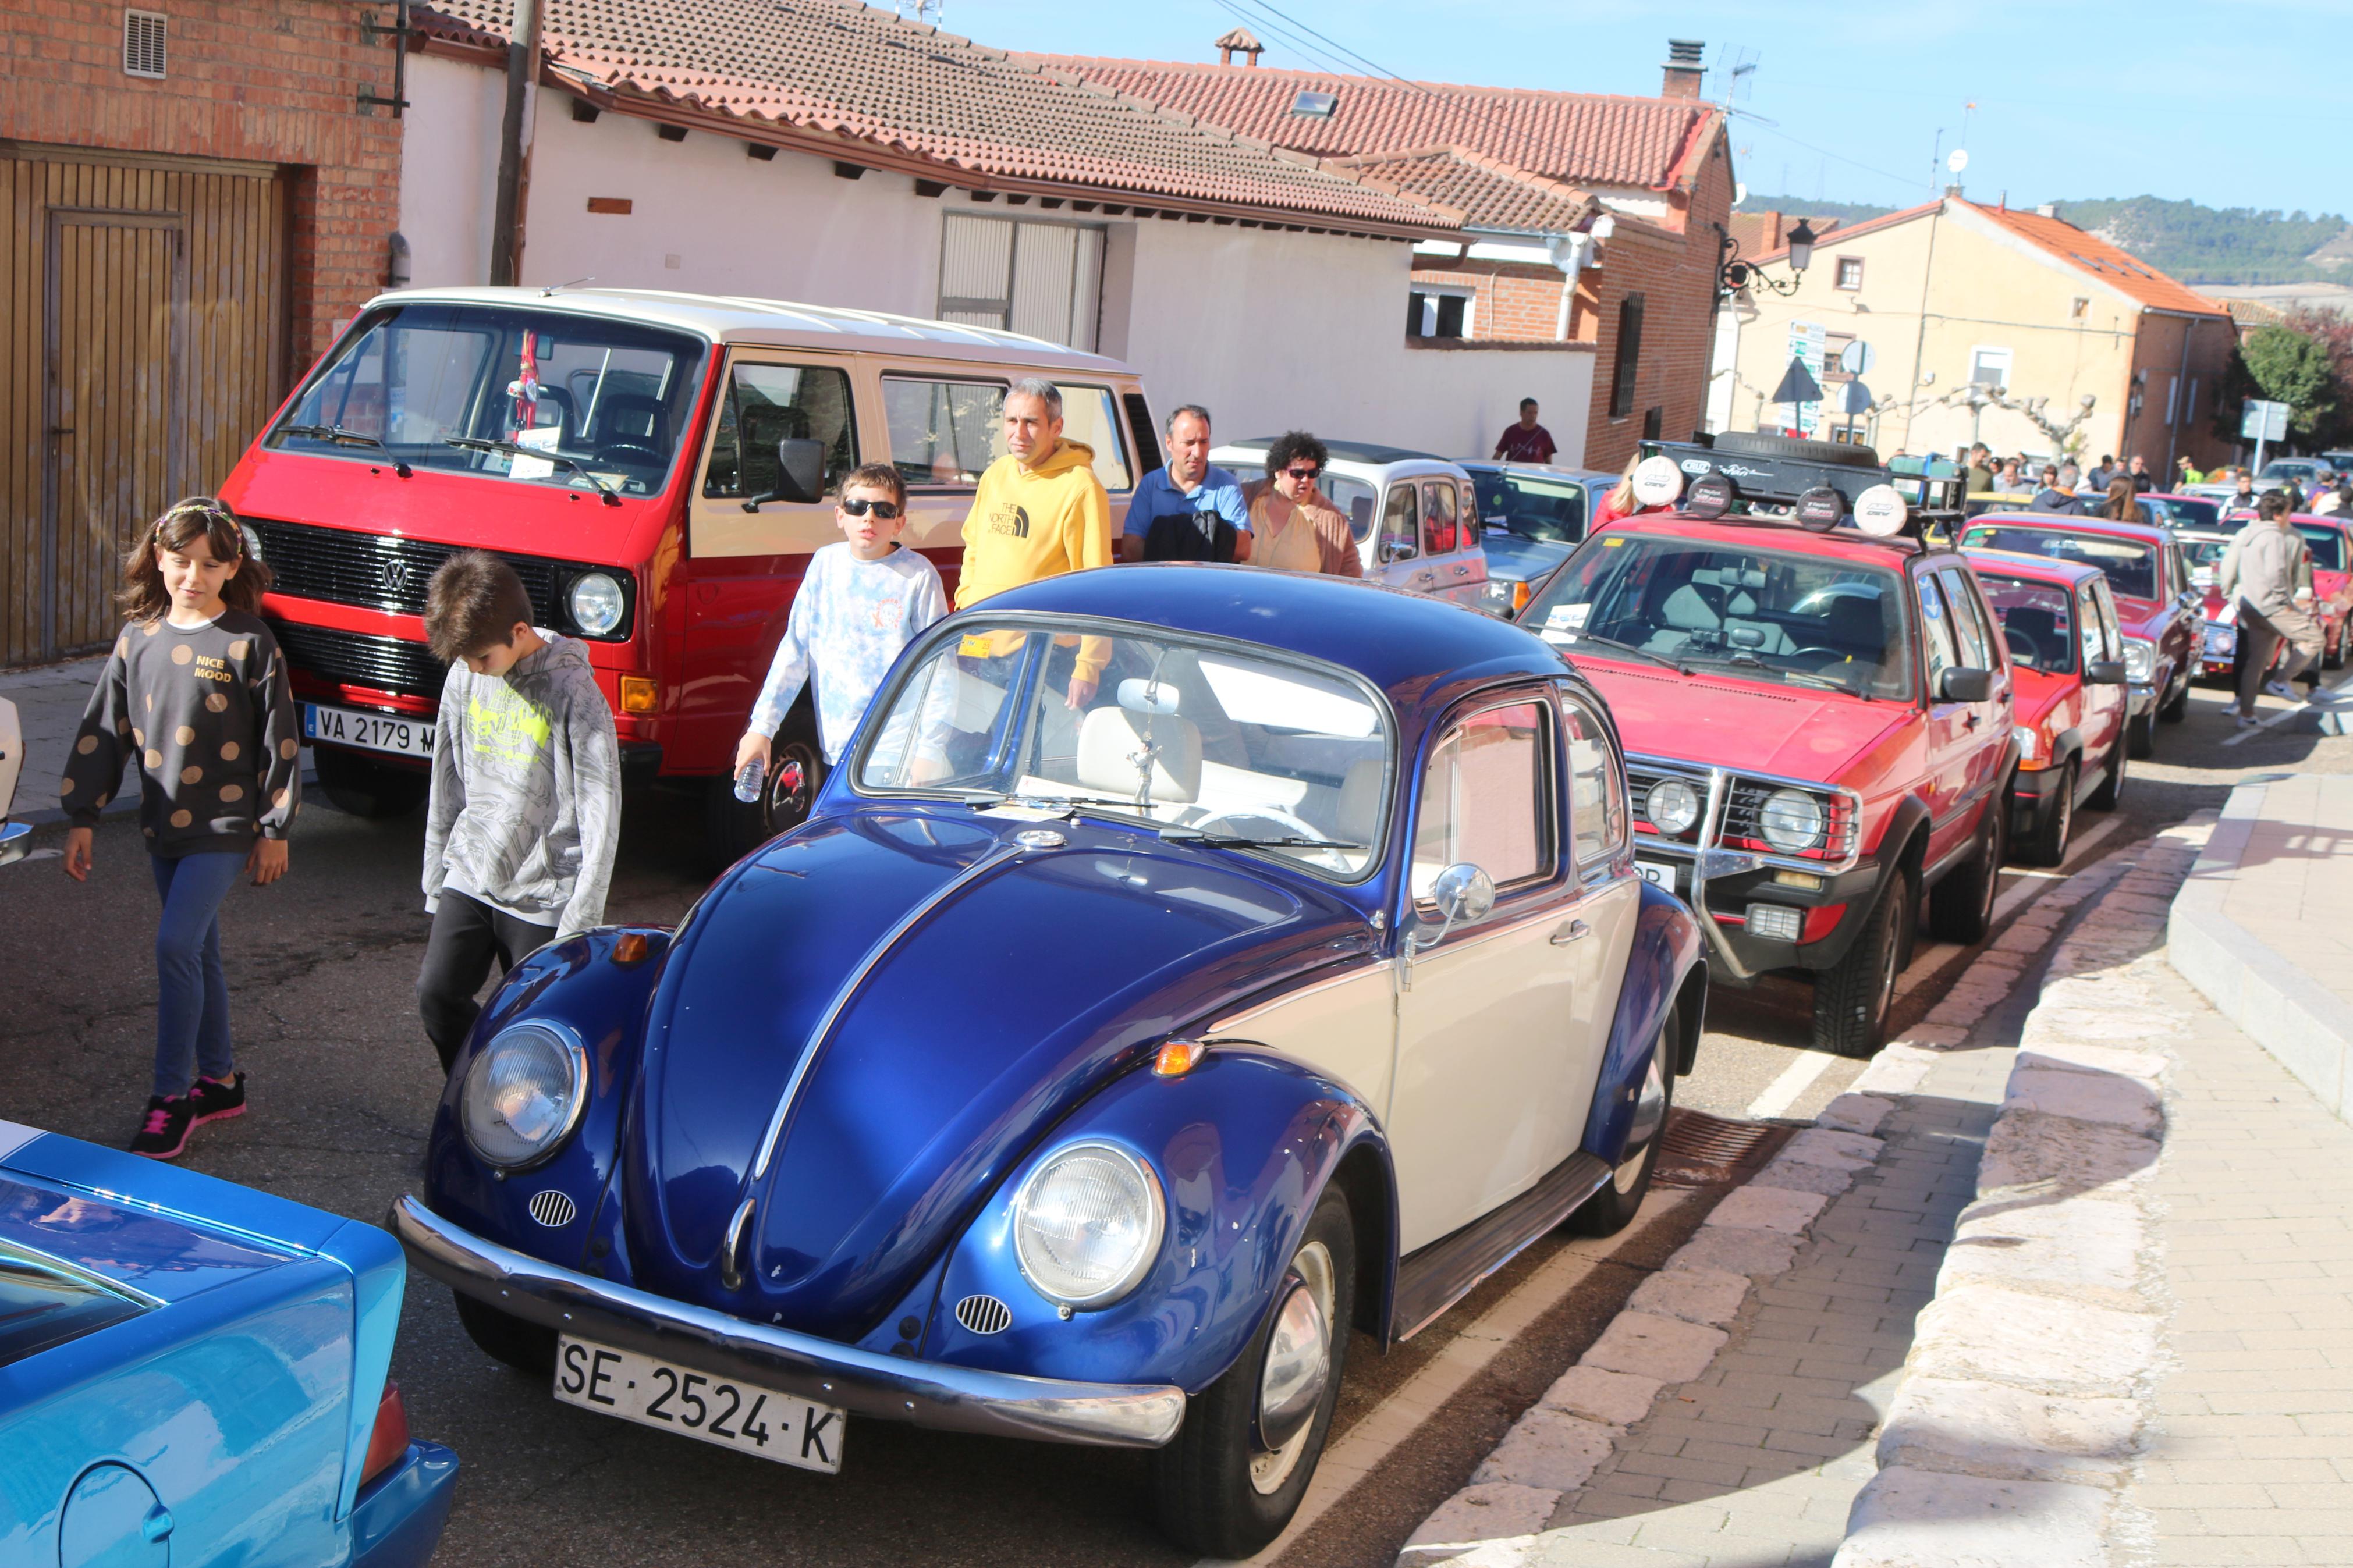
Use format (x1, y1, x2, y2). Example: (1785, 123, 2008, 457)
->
(741, 438, 829, 511)
(1411, 863, 1496, 951)
(2085, 659, 2127, 685)
(1938, 666, 1993, 702)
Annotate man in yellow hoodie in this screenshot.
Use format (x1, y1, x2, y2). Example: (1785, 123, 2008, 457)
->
(957, 378, 1113, 706)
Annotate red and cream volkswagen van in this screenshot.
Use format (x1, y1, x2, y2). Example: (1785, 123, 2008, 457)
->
(219, 287, 1155, 862)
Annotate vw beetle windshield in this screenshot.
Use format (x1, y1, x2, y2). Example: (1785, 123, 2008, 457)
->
(859, 624, 1390, 877)
(268, 303, 705, 499)
(1523, 535, 1915, 699)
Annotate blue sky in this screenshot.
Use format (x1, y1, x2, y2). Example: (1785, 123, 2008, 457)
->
(938, 0, 2352, 217)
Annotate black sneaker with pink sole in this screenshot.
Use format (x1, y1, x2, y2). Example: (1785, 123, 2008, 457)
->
(130, 1095, 196, 1160)
(190, 1071, 247, 1126)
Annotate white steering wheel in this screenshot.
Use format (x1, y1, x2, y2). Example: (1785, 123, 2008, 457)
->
(1188, 802, 1327, 842)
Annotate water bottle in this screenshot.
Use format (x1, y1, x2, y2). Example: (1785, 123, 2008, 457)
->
(733, 758, 765, 804)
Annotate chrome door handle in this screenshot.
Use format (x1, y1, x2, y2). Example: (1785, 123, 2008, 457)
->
(1550, 919, 1592, 945)
(1454, 563, 1471, 575)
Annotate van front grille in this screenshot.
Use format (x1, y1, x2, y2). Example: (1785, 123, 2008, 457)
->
(248, 517, 564, 622)
(272, 621, 446, 699)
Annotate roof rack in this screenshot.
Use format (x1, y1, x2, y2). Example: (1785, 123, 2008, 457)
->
(1635, 439, 1967, 553)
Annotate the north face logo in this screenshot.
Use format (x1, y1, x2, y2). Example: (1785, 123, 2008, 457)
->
(992, 503, 1031, 539)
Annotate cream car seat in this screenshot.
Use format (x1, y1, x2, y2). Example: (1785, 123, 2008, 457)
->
(1075, 705, 1202, 806)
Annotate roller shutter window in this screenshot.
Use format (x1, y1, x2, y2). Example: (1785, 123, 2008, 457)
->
(938, 213, 1105, 351)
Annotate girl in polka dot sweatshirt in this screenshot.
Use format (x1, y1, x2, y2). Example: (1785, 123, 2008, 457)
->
(60, 497, 300, 1159)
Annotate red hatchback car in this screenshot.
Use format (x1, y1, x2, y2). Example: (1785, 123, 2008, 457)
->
(1521, 450, 2014, 1058)
(1963, 550, 2130, 865)
(1957, 515, 2198, 759)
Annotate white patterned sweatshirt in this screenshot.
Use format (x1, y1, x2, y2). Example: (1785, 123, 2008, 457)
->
(748, 544, 948, 763)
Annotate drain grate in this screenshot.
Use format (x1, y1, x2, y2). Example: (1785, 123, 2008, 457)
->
(1651, 1107, 1795, 1190)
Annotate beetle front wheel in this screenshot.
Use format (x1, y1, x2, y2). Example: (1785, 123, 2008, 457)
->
(1568, 1008, 1676, 1236)
(1152, 1187, 1355, 1558)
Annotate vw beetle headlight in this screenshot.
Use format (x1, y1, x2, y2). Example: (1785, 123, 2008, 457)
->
(567, 571, 626, 637)
(1645, 777, 1701, 837)
(1758, 788, 1826, 853)
(460, 1022, 588, 1169)
(1012, 1141, 1165, 1309)
(2121, 634, 2156, 684)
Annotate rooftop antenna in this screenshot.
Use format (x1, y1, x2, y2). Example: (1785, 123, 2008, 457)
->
(1709, 45, 1759, 107)
(896, 0, 943, 22)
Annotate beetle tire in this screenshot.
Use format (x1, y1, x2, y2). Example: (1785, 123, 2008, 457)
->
(455, 1291, 557, 1377)
(703, 712, 825, 870)
(1153, 1187, 1356, 1559)
(1568, 1011, 1676, 1236)
(314, 746, 428, 819)
(1813, 867, 1911, 1059)
(1928, 798, 2004, 944)
(2021, 760, 2075, 868)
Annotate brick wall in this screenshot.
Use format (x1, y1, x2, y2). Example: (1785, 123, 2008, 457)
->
(1410, 259, 1566, 342)
(3, 1, 405, 370)
(1582, 131, 1736, 475)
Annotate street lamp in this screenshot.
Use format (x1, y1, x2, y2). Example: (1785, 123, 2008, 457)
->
(1718, 218, 1815, 298)
(1963, 381, 1992, 447)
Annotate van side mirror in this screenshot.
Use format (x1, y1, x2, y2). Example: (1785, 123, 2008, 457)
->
(1938, 666, 1993, 702)
(1380, 538, 1419, 565)
(2085, 659, 2127, 685)
(741, 438, 829, 511)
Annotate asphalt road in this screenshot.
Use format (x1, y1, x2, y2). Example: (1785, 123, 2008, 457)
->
(2, 667, 2341, 1566)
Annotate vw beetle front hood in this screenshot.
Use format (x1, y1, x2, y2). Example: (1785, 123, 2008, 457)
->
(623, 809, 1360, 1341)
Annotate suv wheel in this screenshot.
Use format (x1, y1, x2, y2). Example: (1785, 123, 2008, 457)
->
(2021, 760, 2075, 867)
(2085, 739, 2125, 811)
(1929, 798, 2006, 943)
(1813, 867, 1912, 1058)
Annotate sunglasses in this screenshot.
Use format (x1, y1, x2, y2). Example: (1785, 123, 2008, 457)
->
(840, 498, 903, 520)
(1282, 467, 1321, 481)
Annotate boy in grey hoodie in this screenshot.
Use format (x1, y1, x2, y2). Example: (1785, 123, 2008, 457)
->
(417, 551, 621, 1072)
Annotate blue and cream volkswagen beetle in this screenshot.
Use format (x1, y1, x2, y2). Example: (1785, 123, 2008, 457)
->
(391, 566, 1706, 1556)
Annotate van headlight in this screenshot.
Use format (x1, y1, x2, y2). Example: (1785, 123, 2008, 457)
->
(567, 571, 626, 637)
(2121, 635, 2156, 684)
(1012, 1141, 1165, 1309)
(460, 1022, 588, 1169)
(1757, 788, 1826, 853)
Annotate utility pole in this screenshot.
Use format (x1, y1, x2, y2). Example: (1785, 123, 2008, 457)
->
(489, 0, 545, 286)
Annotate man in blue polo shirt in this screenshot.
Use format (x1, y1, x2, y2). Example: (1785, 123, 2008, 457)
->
(1119, 404, 1253, 563)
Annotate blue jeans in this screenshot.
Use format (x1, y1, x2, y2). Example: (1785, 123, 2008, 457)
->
(150, 849, 243, 1098)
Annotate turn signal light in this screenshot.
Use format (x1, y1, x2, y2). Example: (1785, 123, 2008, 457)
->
(619, 675, 658, 714)
(1512, 580, 1532, 616)
(1154, 1039, 1208, 1078)
(359, 1381, 410, 1489)
(612, 931, 650, 966)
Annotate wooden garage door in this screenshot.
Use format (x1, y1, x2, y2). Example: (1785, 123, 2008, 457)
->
(1, 149, 288, 664)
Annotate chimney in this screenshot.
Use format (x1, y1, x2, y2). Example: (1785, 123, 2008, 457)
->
(2035, 202, 2056, 218)
(1662, 38, 1704, 99)
(1215, 26, 1264, 67)
(1944, 184, 1965, 200)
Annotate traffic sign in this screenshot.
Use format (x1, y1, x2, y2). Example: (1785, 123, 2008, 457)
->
(1837, 340, 1876, 375)
(2242, 399, 2290, 442)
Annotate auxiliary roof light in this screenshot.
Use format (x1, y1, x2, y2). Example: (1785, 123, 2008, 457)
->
(1852, 484, 1911, 538)
(1631, 455, 1685, 508)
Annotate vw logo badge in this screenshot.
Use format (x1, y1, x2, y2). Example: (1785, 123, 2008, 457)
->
(381, 559, 409, 594)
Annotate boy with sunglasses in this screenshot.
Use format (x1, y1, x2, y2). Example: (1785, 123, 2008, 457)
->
(736, 464, 947, 782)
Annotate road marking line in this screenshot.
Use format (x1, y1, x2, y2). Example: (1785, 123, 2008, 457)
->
(1190, 1191, 1698, 1568)
(2220, 671, 2353, 746)
(1745, 1050, 1839, 1121)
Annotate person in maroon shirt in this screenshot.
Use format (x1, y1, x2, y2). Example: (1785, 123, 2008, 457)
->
(1493, 398, 1557, 464)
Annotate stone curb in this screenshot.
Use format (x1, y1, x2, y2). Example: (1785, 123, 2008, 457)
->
(1831, 819, 2213, 1568)
(2166, 780, 2353, 1124)
(1393, 845, 2139, 1567)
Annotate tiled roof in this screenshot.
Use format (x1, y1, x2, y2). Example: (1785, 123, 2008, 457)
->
(2225, 298, 2290, 329)
(1727, 211, 1840, 260)
(1966, 203, 2229, 317)
(1025, 56, 1724, 192)
(1747, 199, 1940, 261)
(410, 0, 1453, 232)
(1329, 147, 1596, 236)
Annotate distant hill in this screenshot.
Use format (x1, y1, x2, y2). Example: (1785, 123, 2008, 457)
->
(1734, 192, 2353, 286)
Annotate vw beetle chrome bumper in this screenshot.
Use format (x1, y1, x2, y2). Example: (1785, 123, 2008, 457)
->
(389, 1196, 1187, 1449)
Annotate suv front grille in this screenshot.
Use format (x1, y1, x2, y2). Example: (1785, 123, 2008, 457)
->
(249, 518, 565, 623)
(1722, 781, 1861, 861)
(273, 621, 446, 699)
(1627, 759, 1712, 848)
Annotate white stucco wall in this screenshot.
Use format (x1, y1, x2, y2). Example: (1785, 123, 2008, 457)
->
(399, 59, 1592, 465)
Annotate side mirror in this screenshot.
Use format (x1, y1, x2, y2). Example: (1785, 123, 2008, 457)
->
(2085, 659, 2127, 685)
(1381, 539, 1419, 565)
(741, 438, 829, 511)
(1938, 666, 1993, 703)
(1411, 863, 1496, 951)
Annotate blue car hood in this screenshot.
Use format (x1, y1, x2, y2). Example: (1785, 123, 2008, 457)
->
(623, 809, 1364, 1341)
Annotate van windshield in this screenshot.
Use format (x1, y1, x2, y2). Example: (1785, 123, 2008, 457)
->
(268, 303, 705, 499)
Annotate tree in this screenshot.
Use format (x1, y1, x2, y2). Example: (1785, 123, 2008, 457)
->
(2240, 325, 2339, 442)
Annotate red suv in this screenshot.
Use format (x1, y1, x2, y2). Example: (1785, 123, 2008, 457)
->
(1519, 441, 2015, 1057)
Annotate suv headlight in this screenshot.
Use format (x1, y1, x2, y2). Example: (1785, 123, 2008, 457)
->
(1645, 777, 1701, 837)
(460, 1022, 588, 1169)
(567, 571, 627, 637)
(2121, 635, 2156, 684)
(1012, 1141, 1165, 1309)
(2013, 725, 2040, 762)
(1757, 788, 1826, 853)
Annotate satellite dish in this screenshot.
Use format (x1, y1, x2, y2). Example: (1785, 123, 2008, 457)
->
(1735, 180, 1748, 207)
(1947, 148, 1969, 174)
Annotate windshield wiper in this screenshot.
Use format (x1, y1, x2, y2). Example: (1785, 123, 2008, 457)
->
(1682, 656, 1875, 699)
(281, 422, 411, 476)
(963, 788, 1154, 816)
(1160, 828, 1364, 852)
(443, 436, 623, 506)
(1555, 630, 1689, 675)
